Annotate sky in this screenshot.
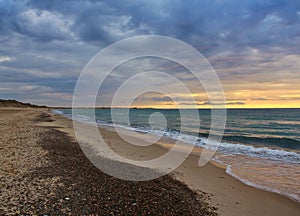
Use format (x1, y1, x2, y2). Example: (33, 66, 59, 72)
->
(0, 0, 300, 108)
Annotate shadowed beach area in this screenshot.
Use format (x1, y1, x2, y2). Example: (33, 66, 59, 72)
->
(1, 108, 300, 215)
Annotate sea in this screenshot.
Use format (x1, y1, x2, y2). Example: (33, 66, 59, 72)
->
(55, 108, 300, 202)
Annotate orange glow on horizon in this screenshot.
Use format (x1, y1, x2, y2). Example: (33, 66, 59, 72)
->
(129, 98, 300, 109)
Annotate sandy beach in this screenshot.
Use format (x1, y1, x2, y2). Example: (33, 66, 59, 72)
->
(0, 108, 216, 215)
(1, 108, 300, 215)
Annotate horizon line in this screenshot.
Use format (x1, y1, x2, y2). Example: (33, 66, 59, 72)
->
(52, 106, 300, 109)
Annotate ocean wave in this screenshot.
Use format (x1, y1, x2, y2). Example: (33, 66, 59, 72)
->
(221, 135, 300, 150)
(135, 127, 300, 164)
(217, 141, 300, 164)
(52, 110, 64, 115)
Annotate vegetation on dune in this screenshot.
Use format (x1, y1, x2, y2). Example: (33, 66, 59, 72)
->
(0, 99, 47, 108)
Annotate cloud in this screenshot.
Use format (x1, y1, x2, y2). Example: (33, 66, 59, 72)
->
(0, 0, 300, 106)
(251, 98, 270, 101)
(197, 101, 245, 106)
(0, 56, 13, 63)
(137, 95, 173, 102)
(13, 9, 75, 41)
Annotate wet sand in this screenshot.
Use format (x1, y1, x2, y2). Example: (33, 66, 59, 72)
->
(1, 108, 300, 215)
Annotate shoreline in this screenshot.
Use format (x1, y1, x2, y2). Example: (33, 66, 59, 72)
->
(51, 109, 300, 215)
(57, 108, 300, 203)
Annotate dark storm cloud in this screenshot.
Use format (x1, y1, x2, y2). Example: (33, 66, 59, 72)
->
(21, 0, 300, 49)
(0, 0, 300, 105)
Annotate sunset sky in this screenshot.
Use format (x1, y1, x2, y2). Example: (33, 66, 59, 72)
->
(0, 0, 300, 108)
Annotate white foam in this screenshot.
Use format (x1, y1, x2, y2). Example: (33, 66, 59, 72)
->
(52, 110, 64, 115)
(216, 141, 300, 164)
(150, 129, 300, 164)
